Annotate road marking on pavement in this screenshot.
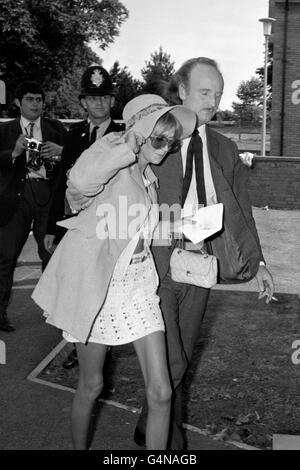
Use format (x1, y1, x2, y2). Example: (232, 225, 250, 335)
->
(27, 339, 260, 450)
(27, 340, 67, 382)
(15, 270, 40, 282)
(12, 285, 37, 290)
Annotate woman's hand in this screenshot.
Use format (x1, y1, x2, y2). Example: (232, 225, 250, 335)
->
(125, 130, 145, 155)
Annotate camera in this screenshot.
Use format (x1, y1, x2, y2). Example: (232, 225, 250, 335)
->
(26, 137, 43, 153)
(25, 137, 54, 172)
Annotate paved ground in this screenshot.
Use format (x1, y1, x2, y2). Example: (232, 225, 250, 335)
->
(214, 208, 300, 295)
(0, 286, 237, 450)
(0, 208, 299, 451)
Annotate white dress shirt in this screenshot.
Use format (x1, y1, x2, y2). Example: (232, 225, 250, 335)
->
(20, 116, 46, 179)
(89, 117, 111, 141)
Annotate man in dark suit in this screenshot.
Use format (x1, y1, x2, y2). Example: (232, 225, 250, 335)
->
(66, 58, 275, 448)
(0, 81, 66, 332)
(133, 57, 275, 449)
(44, 65, 124, 368)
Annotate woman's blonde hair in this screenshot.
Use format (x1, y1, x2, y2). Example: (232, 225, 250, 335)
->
(152, 111, 183, 140)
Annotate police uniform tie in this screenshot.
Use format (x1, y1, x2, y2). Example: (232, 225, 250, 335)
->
(90, 125, 99, 144)
(181, 129, 206, 207)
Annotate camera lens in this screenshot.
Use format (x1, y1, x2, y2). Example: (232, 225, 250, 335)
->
(44, 160, 53, 171)
(29, 141, 37, 149)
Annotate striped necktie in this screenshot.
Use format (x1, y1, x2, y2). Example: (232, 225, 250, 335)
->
(28, 122, 35, 138)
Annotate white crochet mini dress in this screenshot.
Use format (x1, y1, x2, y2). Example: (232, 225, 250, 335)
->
(63, 249, 164, 345)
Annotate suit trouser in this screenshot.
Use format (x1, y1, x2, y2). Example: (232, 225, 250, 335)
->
(0, 180, 52, 319)
(136, 270, 210, 449)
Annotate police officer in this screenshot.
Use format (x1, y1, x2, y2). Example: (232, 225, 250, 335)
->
(44, 65, 124, 368)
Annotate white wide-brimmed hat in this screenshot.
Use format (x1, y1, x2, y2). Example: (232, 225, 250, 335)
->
(122, 94, 196, 139)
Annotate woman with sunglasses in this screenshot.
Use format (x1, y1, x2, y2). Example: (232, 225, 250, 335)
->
(32, 94, 196, 450)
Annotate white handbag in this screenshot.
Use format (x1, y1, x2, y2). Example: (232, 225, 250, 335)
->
(170, 246, 218, 288)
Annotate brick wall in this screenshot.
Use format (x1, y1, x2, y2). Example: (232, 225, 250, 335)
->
(246, 156, 300, 209)
(270, 0, 300, 156)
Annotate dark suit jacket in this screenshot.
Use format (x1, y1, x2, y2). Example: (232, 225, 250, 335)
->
(46, 119, 125, 237)
(0, 117, 67, 226)
(151, 126, 264, 284)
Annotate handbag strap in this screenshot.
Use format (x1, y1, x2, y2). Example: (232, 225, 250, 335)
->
(173, 232, 206, 254)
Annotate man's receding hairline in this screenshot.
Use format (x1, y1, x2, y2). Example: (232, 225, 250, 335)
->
(189, 62, 223, 78)
(184, 62, 224, 89)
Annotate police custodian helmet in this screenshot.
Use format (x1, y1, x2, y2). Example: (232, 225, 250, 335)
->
(79, 65, 115, 98)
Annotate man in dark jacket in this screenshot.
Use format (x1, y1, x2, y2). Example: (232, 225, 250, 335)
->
(0, 81, 66, 332)
(66, 58, 275, 448)
(44, 65, 124, 368)
(133, 57, 275, 449)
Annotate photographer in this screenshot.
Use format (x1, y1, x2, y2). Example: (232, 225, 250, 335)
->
(0, 81, 66, 332)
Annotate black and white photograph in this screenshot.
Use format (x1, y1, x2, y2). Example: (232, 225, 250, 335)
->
(0, 0, 299, 455)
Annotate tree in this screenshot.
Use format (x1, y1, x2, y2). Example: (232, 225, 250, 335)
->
(256, 42, 273, 111)
(217, 109, 237, 122)
(0, 0, 128, 116)
(256, 42, 273, 92)
(232, 77, 264, 127)
(140, 47, 175, 95)
(45, 58, 99, 119)
(109, 61, 142, 119)
(235, 77, 263, 106)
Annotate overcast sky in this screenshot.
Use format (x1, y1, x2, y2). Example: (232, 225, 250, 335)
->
(91, 0, 270, 110)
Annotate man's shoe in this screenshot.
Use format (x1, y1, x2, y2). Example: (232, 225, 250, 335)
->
(0, 318, 15, 332)
(134, 427, 146, 447)
(62, 349, 78, 369)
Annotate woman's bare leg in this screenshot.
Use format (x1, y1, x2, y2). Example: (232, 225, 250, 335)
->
(133, 331, 171, 450)
(71, 342, 107, 449)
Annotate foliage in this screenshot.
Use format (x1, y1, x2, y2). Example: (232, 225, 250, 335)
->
(232, 77, 264, 127)
(140, 46, 175, 95)
(255, 42, 273, 116)
(217, 109, 237, 122)
(230, 41, 273, 127)
(0, 0, 128, 116)
(235, 77, 264, 106)
(229, 43, 273, 126)
(109, 61, 142, 120)
(256, 42, 273, 93)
